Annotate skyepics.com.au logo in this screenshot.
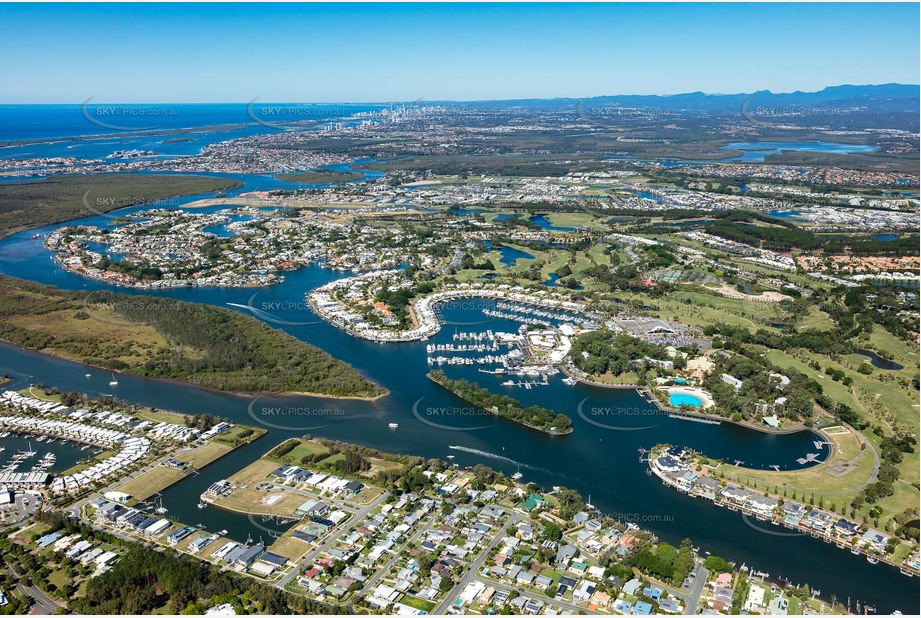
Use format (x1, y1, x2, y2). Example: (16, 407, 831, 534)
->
(611, 511, 676, 524)
(741, 513, 807, 537)
(740, 96, 843, 129)
(246, 98, 351, 130)
(246, 396, 345, 431)
(81, 292, 170, 327)
(576, 98, 674, 130)
(226, 291, 321, 327)
(576, 398, 661, 431)
(246, 96, 426, 129)
(436, 298, 496, 327)
(411, 397, 496, 431)
(81, 97, 180, 132)
(740, 295, 800, 327)
(82, 186, 182, 221)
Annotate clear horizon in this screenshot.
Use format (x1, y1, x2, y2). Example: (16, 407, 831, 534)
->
(0, 80, 918, 106)
(1, 3, 918, 104)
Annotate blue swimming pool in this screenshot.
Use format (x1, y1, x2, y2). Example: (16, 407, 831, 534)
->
(670, 392, 702, 408)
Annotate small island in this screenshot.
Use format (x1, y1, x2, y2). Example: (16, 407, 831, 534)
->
(428, 369, 573, 434)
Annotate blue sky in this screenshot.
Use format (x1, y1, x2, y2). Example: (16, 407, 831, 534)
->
(1, 3, 918, 103)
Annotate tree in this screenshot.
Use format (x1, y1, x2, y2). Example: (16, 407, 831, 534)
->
(543, 522, 563, 542)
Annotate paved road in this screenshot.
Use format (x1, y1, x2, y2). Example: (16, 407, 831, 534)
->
(275, 490, 390, 590)
(433, 511, 522, 614)
(642, 560, 709, 614)
(475, 575, 599, 615)
(5, 562, 63, 614)
(682, 562, 709, 614)
(357, 513, 437, 597)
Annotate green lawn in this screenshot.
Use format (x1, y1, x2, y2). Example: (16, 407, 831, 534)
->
(399, 595, 436, 612)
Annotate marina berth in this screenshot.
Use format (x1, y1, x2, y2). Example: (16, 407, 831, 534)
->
(0, 415, 151, 493)
(308, 280, 601, 342)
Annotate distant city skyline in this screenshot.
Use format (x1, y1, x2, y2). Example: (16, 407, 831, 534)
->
(1, 2, 918, 103)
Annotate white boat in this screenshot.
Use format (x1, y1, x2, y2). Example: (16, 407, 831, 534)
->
(85, 373, 92, 378)
(562, 376, 578, 386)
(109, 373, 118, 386)
(219, 529, 228, 536)
(501, 380, 515, 386)
(388, 423, 399, 429)
(867, 556, 879, 564)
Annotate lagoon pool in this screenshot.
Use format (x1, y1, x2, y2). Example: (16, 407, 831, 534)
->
(670, 392, 703, 408)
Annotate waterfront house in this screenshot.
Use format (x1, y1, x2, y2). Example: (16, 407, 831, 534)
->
(295, 500, 329, 517)
(748, 494, 779, 515)
(782, 501, 806, 524)
(768, 595, 789, 615)
(233, 543, 265, 569)
(694, 477, 722, 500)
(167, 526, 196, 545)
(805, 509, 832, 531)
(521, 493, 545, 511)
(189, 535, 215, 553)
(860, 529, 888, 553)
(655, 455, 683, 473)
(834, 518, 860, 538)
(678, 470, 699, 490)
(720, 485, 752, 505)
(745, 584, 766, 611)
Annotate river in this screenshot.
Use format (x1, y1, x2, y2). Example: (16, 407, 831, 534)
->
(0, 178, 916, 613)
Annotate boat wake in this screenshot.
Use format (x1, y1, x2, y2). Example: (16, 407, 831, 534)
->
(227, 299, 319, 327)
(448, 445, 556, 475)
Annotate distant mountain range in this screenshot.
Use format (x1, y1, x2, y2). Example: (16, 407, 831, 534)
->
(446, 84, 920, 112)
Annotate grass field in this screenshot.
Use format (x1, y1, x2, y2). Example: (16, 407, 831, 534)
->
(714, 427, 874, 508)
(116, 466, 187, 501)
(214, 485, 306, 517)
(267, 439, 330, 465)
(399, 595, 436, 612)
(214, 425, 266, 446)
(59, 449, 116, 476)
(268, 533, 312, 561)
(132, 408, 190, 425)
(228, 458, 280, 486)
(176, 442, 234, 469)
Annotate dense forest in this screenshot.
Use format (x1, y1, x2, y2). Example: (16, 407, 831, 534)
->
(428, 369, 572, 434)
(570, 330, 672, 376)
(0, 276, 383, 397)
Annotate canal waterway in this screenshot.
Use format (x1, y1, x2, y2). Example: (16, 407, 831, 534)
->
(0, 177, 916, 613)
